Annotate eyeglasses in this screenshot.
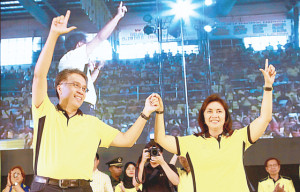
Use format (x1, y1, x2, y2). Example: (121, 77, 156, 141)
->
(267, 164, 279, 168)
(60, 82, 89, 93)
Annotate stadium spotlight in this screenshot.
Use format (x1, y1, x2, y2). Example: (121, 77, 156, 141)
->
(165, 0, 201, 24)
(204, 0, 213, 6)
(204, 25, 213, 32)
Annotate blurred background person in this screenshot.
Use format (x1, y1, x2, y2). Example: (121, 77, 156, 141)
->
(2, 165, 30, 192)
(90, 153, 113, 192)
(258, 157, 295, 192)
(169, 154, 193, 192)
(135, 141, 179, 192)
(106, 157, 124, 190)
(115, 162, 142, 192)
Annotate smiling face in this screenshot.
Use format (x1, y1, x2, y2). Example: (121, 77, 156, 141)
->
(204, 101, 226, 132)
(10, 168, 24, 185)
(125, 164, 135, 178)
(57, 73, 86, 109)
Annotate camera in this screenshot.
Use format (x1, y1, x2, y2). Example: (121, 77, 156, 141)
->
(146, 146, 161, 157)
(13, 172, 19, 178)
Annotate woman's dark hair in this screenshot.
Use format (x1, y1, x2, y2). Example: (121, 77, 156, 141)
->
(123, 162, 136, 188)
(195, 94, 233, 137)
(64, 32, 87, 52)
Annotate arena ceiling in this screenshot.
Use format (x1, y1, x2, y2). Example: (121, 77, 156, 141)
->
(0, 0, 298, 27)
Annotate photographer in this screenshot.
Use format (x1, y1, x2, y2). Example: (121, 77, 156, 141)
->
(134, 141, 179, 192)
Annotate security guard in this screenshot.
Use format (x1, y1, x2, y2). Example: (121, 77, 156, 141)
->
(106, 157, 123, 189)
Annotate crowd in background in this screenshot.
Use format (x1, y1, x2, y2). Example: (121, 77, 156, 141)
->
(1, 41, 300, 145)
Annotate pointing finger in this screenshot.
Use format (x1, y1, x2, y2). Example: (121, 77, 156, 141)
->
(265, 59, 268, 71)
(64, 10, 71, 23)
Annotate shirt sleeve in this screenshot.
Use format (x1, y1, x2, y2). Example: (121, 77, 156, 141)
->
(257, 181, 264, 192)
(287, 179, 296, 192)
(96, 120, 120, 148)
(58, 45, 89, 72)
(31, 96, 54, 121)
(104, 174, 114, 192)
(236, 125, 254, 151)
(175, 135, 193, 157)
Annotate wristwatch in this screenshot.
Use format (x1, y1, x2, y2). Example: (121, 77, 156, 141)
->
(263, 86, 273, 91)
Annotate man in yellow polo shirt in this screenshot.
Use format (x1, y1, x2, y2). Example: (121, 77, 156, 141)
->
(30, 11, 159, 192)
(258, 157, 295, 192)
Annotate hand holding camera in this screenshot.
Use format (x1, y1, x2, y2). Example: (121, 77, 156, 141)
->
(141, 149, 150, 163)
(146, 146, 161, 157)
(149, 151, 164, 165)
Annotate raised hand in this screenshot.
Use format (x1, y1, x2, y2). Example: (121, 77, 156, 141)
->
(50, 10, 77, 36)
(7, 172, 11, 187)
(141, 148, 150, 163)
(144, 93, 160, 116)
(150, 152, 165, 165)
(117, 2, 127, 18)
(152, 93, 164, 112)
(259, 59, 276, 87)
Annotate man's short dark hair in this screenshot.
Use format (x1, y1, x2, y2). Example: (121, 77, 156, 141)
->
(96, 153, 99, 160)
(264, 157, 281, 167)
(55, 69, 88, 99)
(64, 32, 87, 52)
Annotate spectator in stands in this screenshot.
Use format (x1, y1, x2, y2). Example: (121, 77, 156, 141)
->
(2, 165, 30, 192)
(283, 117, 298, 137)
(30, 11, 160, 191)
(169, 125, 181, 137)
(232, 120, 243, 130)
(258, 157, 295, 192)
(246, 44, 254, 53)
(277, 42, 282, 53)
(135, 141, 179, 192)
(154, 59, 276, 191)
(58, 2, 127, 115)
(115, 162, 142, 192)
(90, 153, 113, 192)
(9, 66, 16, 74)
(169, 154, 192, 192)
(106, 157, 123, 190)
(269, 116, 285, 138)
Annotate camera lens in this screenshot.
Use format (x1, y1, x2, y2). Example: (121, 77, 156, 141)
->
(152, 150, 157, 155)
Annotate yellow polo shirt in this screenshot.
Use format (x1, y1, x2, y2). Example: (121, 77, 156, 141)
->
(32, 96, 120, 180)
(176, 126, 254, 192)
(177, 168, 193, 192)
(258, 175, 295, 192)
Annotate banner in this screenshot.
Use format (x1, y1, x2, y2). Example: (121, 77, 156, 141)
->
(210, 19, 292, 39)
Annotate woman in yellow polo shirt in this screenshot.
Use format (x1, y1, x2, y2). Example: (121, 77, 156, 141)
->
(153, 60, 276, 192)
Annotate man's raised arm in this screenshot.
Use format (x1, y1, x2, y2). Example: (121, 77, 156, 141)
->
(86, 2, 127, 56)
(32, 11, 76, 108)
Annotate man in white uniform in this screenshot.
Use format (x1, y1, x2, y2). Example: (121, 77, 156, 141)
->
(59, 2, 127, 115)
(90, 153, 114, 192)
